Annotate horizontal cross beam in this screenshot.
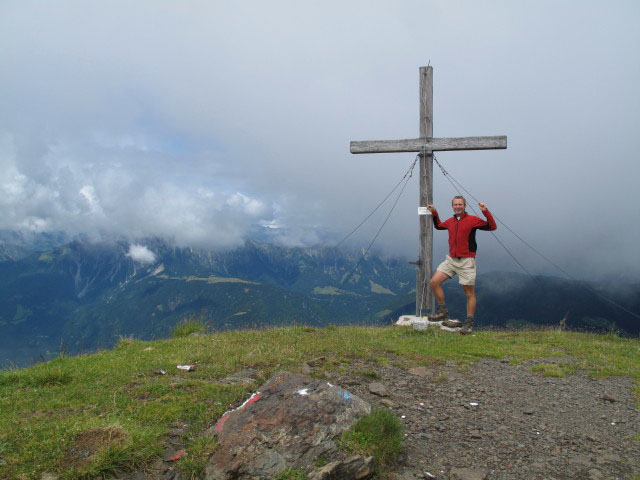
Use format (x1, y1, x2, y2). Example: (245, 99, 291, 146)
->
(350, 136, 507, 154)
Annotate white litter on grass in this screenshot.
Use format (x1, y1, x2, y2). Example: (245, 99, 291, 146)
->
(401, 415, 407, 419)
(327, 382, 334, 387)
(419, 402, 425, 406)
(296, 388, 310, 396)
(469, 402, 479, 406)
(425, 473, 435, 479)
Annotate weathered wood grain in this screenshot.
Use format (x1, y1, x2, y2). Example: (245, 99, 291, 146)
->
(418, 66, 434, 315)
(350, 136, 507, 154)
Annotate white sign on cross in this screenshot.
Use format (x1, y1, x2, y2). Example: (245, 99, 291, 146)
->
(350, 66, 507, 316)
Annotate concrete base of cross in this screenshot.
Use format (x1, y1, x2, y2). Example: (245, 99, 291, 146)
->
(395, 315, 462, 332)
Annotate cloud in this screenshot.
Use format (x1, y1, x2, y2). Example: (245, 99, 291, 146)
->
(226, 193, 267, 217)
(125, 244, 156, 264)
(0, 1, 639, 278)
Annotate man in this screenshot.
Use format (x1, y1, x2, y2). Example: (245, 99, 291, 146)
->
(426, 196, 497, 334)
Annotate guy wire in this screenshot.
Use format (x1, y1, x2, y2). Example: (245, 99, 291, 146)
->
(340, 156, 418, 286)
(335, 156, 419, 248)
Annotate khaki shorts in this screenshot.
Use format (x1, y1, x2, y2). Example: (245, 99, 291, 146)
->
(437, 255, 476, 286)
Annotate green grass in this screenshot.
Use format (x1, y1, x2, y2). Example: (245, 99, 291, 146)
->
(358, 369, 380, 379)
(178, 435, 218, 479)
(0, 326, 638, 479)
(530, 362, 578, 378)
(340, 408, 404, 468)
(274, 468, 307, 480)
(171, 317, 209, 338)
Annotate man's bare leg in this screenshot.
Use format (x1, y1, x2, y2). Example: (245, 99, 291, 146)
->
(430, 270, 450, 305)
(461, 285, 476, 334)
(429, 271, 462, 326)
(463, 285, 476, 317)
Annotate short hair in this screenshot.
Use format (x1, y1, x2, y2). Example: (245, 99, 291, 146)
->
(452, 195, 466, 207)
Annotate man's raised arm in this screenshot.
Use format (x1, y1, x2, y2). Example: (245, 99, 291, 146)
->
(427, 205, 447, 230)
(478, 202, 497, 231)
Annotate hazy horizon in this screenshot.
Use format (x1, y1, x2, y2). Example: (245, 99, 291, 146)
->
(2, 1, 639, 280)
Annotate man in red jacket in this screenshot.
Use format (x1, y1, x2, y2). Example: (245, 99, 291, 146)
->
(426, 196, 497, 334)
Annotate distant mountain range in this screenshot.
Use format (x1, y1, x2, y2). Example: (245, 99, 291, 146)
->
(1, 233, 638, 367)
(0, 236, 414, 366)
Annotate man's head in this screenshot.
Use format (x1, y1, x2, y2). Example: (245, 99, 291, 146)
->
(451, 196, 466, 216)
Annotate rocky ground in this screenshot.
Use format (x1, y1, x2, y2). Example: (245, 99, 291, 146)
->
(124, 351, 639, 480)
(329, 355, 639, 480)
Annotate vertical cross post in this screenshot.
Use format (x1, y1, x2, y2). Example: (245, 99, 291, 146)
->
(417, 66, 434, 316)
(350, 66, 506, 322)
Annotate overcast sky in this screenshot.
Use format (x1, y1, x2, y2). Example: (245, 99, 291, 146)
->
(1, 0, 639, 279)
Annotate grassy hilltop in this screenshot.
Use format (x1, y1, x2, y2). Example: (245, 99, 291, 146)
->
(1, 326, 639, 479)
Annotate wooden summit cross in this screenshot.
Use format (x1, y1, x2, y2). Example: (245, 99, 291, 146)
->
(350, 66, 507, 316)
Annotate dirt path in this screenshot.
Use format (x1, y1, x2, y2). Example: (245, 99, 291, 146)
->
(331, 356, 639, 480)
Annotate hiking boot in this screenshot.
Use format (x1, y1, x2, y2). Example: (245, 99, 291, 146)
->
(442, 319, 463, 328)
(430, 305, 449, 321)
(460, 317, 474, 335)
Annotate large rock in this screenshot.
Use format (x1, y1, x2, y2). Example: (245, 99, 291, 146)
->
(205, 371, 371, 480)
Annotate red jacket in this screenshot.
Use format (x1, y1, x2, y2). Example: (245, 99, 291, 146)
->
(432, 209, 497, 258)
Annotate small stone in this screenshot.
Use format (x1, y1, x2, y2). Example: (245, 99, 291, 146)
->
(368, 382, 388, 397)
(395, 470, 418, 480)
(159, 471, 181, 480)
(381, 398, 398, 408)
(218, 368, 260, 386)
(162, 448, 185, 462)
(596, 453, 621, 465)
(307, 455, 375, 480)
(40, 474, 59, 480)
(307, 356, 326, 367)
(588, 468, 603, 479)
(523, 408, 535, 415)
(408, 366, 432, 377)
(149, 457, 167, 470)
(469, 430, 482, 439)
(600, 394, 616, 403)
(299, 363, 312, 375)
(569, 455, 592, 468)
(449, 467, 488, 480)
(127, 474, 150, 480)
